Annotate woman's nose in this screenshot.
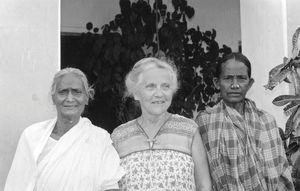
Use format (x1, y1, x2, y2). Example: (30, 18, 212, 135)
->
(231, 78, 240, 89)
(154, 88, 163, 96)
(66, 91, 74, 101)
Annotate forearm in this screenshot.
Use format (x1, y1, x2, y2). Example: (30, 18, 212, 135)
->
(195, 166, 212, 191)
(193, 129, 212, 191)
(196, 186, 212, 191)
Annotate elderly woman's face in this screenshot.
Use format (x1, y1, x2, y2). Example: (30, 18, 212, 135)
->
(134, 67, 174, 117)
(52, 73, 88, 120)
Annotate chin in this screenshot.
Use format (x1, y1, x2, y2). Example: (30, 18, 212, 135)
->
(225, 98, 244, 104)
(60, 111, 81, 118)
(149, 109, 168, 116)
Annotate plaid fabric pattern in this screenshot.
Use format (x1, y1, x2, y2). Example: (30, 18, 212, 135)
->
(195, 99, 294, 191)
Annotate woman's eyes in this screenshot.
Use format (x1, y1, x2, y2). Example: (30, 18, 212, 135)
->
(145, 84, 156, 89)
(58, 90, 68, 95)
(145, 83, 170, 90)
(57, 89, 83, 95)
(161, 84, 170, 89)
(223, 76, 248, 81)
(72, 89, 83, 94)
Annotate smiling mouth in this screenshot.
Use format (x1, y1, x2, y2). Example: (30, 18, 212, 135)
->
(152, 101, 165, 104)
(63, 105, 77, 108)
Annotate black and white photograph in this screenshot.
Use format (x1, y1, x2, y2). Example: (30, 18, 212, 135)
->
(1, 0, 300, 190)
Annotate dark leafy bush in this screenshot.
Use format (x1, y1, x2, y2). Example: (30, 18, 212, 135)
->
(63, 0, 232, 130)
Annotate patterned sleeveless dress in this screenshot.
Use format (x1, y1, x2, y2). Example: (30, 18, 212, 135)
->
(111, 114, 198, 191)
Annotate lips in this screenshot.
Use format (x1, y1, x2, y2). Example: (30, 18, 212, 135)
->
(63, 105, 77, 108)
(152, 101, 165, 104)
(227, 93, 241, 96)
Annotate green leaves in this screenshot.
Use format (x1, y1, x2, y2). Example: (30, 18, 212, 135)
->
(267, 27, 300, 187)
(284, 102, 300, 116)
(285, 107, 300, 138)
(271, 94, 300, 138)
(272, 95, 300, 106)
(264, 58, 291, 90)
(264, 56, 300, 91)
(290, 67, 300, 95)
(74, 0, 232, 126)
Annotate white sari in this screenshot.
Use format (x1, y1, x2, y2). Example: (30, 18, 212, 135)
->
(5, 117, 124, 191)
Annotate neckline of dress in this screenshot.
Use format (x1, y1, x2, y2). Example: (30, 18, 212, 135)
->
(135, 113, 172, 149)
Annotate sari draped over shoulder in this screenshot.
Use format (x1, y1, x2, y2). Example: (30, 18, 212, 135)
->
(5, 117, 124, 191)
(196, 99, 294, 191)
(112, 114, 198, 191)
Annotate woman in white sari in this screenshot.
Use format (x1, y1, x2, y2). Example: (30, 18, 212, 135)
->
(5, 68, 124, 191)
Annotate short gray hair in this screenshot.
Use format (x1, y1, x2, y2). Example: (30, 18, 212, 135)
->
(51, 67, 94, 102)
(125, 57, 179, 98)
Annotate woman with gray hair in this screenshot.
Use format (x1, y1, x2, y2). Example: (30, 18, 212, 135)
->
(5, 68, 124, 191)
(112, 57, 212, 191)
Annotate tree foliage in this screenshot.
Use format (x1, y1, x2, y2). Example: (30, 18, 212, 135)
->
(68, 0, 232, 128)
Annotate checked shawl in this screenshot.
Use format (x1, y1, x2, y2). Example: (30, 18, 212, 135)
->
(195, 99, 294, 191)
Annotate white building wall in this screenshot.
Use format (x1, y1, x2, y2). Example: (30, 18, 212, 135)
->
(0, 0, 59, 189)
(286, 0, 300, 57)
(240, 0, 289, 128)
(240, 0, 300, 128)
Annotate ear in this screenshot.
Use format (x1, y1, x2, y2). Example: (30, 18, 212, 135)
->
(133, 92, 140, 101)
(133, 95, 140, 101)
(83, 92, 90, 105)
(213, 77, 220, 90)
(52, 95, 56, 105)
(248, 78, 254, 89)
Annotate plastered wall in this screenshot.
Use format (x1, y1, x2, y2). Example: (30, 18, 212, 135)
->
(0, 0, 59, 189)
(241, 0, 300, 128)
